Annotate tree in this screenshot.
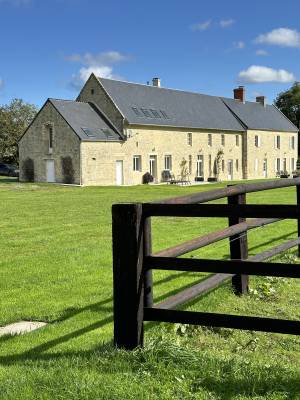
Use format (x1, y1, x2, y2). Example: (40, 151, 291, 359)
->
(0, 98, 38, 164)
(274, 82, 300, 129)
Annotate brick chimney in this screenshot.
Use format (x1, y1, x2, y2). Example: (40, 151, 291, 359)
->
(256, 95, 266, 107)
(233, 86, 245, 103)
(152, 77, 161, 87)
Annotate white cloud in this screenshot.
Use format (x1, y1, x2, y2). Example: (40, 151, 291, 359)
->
(220, 19, 235, 28)
(66, 50, 130, 89)
(190, 20, 211, 31)
(234, 41, 245, 49)
(238, 65, 296, 83)
(255, 28, 300, 48)
(256, 49, 268, 56)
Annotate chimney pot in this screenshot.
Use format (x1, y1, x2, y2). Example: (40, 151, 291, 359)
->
(234, 86, 245, 103)
(256, 95, 266, 107)
(152, 77, 161, 87)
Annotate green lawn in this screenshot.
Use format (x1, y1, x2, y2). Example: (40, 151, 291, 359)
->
(0, 177, 299, 400)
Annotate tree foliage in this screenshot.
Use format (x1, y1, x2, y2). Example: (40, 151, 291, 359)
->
(0, 98, 38, 164)
(274, 82, 300, 129)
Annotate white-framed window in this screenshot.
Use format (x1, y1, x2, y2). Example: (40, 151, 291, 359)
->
(133, 155, 142, 171)
(196, 155, 204, 177)
(208, 134, 212, 146)
(283, 158, 287, 172)
(221, 134, 225, 146)
(188, 155, 192, 174)
(290, 158, 294, 171)
(164, 155, 172, 170)
(275, 135, 280, 149)
(290, 136, 295, 150)
(236, 159, 239, 171)
(187, 132, 192, 146)
(255, 135, 261, 147)
(236, 135, 239, 146)
(255, 159, 258, 173)
(276, 158, 281, 173)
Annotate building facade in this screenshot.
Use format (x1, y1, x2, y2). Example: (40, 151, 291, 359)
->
(19, 74, 298, 185)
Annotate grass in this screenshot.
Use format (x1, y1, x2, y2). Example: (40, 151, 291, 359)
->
(0, 177, 299, 400)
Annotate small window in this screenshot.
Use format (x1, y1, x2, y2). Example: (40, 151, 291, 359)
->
(46, 124, 53, 153)
(91, 88, 94, 95)
(141, 108, 151, 118)
(164, 155, 172, 170)
(236, 135, 239, 146)
(275, 135, 280, 149)
(150, 109, 161, 118)
(221, 134, 225, 146)
(133, 155, 142, 171)
(208, 134, 212, 146)
(221, 159, 225, 172)
(187, 132, 192, 146)
(255, 135, 261, 147)
(236, 159, 239, 171)
(208, 154, 212, 175)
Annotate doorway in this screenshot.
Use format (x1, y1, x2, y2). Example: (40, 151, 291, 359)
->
(116, 160, 124, 185)
(149, 155, 157, 182)
(46, 159, 55, 182)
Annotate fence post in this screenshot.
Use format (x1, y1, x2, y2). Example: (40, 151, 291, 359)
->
(112, 203, 144, 349)
(144, 217, 153, 307)
(227, 189, 249, 294)
(297, 184, 300, 257)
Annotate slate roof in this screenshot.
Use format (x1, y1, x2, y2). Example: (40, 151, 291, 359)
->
(222, 98, 298, 133)
(98, 77, 298, 133)
(98, 78, 245, 132)
(49, 99, 122, 141)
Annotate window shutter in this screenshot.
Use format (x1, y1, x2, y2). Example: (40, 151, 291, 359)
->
(258, 136, 261, 147)
(274, 136, 277, 149)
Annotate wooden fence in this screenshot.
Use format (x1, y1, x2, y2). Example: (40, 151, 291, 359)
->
(112, 178, 300, 349)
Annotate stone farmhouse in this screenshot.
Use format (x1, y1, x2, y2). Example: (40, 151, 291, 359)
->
(19, 73, 298, 185)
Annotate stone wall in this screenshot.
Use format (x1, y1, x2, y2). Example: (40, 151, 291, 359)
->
(81, 126, 244, 185)
(246, 130, 297, 179)
(19, 101, 81, 184)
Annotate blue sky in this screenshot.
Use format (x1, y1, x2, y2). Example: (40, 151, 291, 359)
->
(0, 0, 300, 107)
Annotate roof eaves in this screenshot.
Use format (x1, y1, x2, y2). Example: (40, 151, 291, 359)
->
(126, 121, 245, 132)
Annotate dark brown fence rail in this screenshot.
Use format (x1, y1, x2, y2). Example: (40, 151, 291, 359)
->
(112, 178, 300, 349)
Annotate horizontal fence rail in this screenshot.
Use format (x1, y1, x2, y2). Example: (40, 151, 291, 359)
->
(112, 178, 300, 349)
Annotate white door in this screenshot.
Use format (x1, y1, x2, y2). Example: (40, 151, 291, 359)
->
(149, 156, 157, 182)
(116, 160, 123, 185)
(227, 160, 233, 180)
(46, 159, 55, 182)
(263, 159, 267, 178)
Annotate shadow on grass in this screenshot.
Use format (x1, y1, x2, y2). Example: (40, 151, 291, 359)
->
(248, 230, 298, 254)
(0, 177, 19, 184)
